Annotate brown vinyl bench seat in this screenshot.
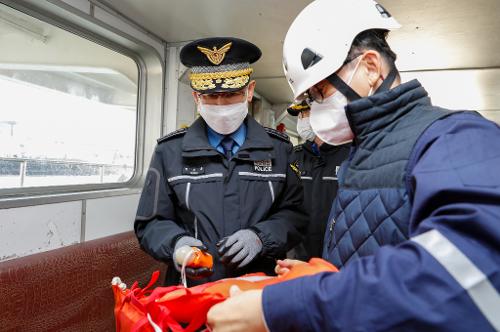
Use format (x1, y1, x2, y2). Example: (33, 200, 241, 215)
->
(0, 231, 165, 332)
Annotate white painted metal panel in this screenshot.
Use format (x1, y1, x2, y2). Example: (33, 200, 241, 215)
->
(93, 6, 165, 60)
(84, 194, 140, 241)
(176, 81, 197, 129)
(60, 0, 91, 14)
(165, 45, 181, 133)
(0, 201, 82, 261)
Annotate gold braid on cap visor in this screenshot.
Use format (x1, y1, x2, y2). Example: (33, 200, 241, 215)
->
(290, 104, 310, 111)
(190, 68, 253, 91)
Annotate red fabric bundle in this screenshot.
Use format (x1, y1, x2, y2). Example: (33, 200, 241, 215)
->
(112, 258, 338, 332)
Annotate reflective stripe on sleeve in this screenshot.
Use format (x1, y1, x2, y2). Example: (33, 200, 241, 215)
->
(412, 229, 500, 331)
(268, 181, 275, 203)
(322, 176, 338, 181)
(167, 173, 224, 182)
(185, 182, 191, 209)
(238, 172, 286, 179)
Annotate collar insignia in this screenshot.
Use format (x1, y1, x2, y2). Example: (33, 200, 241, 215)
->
(197, 42, 232, 65)
(290, 161, 301, 178)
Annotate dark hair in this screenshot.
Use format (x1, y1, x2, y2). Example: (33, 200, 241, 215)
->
(345, 29, 398, 71)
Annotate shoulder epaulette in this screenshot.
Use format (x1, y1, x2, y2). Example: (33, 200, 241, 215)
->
(264, 127, 290, 142)
(157, 128, 187, 144)
(293, 144, 303, 152)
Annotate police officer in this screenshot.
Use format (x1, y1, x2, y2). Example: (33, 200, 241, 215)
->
(288, 100, 349, 259)
(134, 37, 308, 286)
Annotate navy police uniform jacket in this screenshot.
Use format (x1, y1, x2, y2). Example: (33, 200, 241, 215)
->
(262, 80, 500, 331)
(135, 115, 308, 286)
(293, 141, 349, 259)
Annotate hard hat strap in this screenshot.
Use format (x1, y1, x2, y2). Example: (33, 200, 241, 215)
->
(326, 66, 398, 101)
(326, 73, 361, 102)
(374, 67, 398, 94)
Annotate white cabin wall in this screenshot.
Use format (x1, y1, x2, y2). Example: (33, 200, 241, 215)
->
(272, 103, 299, 146)
(84, 194, 141, 241)
(59, 0, 91, 14)
(175, 64, 198, 129)
(262, 98, 275, 128)
(164, 43, 199, 132)
(0, 201, 81, 261)
(164, 45, 181, 133)
(176, 81, 198, 128)
(253, 93, 275, 128)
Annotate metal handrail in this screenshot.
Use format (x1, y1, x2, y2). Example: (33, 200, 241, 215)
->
(0, 157, 133, 187)
(0, 156, 133, 168)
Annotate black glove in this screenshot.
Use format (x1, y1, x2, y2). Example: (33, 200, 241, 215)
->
(183, 266, 213, 280)
(217, 229, 263, 269)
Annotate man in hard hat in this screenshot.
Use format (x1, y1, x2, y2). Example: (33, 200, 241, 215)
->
(287, 100, 349, 260)
(206, 1, 500, 331)
(135, 37, 308, 287)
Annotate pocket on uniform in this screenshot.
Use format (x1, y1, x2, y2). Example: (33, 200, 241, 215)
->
(238, 172, 286, 226)
(169, 181, 190, 210)
(238, 172, 286, 202)
(136, 168, 161, 219)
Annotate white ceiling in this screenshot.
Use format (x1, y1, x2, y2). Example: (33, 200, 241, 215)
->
(102, 0, 500, 112)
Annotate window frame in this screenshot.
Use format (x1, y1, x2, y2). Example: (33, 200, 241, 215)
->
(0, 0, 164, 208)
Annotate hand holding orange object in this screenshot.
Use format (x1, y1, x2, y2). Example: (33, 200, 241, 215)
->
(175, 246, 214, 269)
(275, 258, 306, 276)
(175, 245, 214, 282)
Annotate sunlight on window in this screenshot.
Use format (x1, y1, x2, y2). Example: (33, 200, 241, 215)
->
(0, 4, 138, 189)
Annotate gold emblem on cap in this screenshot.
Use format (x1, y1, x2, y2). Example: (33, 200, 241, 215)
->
(197, 42, 232, 65)
(189, 68, 253, 91)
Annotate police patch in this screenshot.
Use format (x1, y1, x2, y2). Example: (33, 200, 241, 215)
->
(254, 160, 272, 172)
(290, 161, 301, 178)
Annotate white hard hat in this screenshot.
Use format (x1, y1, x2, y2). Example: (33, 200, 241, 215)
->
(283, 0, 401, 100)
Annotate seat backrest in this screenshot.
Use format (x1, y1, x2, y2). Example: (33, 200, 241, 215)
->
(0, 231, 166, 331)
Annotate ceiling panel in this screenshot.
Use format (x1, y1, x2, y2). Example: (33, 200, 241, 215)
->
(101, 0, 500, 107)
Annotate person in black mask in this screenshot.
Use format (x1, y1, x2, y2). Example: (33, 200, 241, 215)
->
(287, 100, 349, 260)
(134, 37, 307, 287)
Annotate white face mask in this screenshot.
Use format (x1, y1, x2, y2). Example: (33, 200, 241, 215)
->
(309, 58, 361, 146)
(296, 116, 316, 141)
(198, 97, 248, 135)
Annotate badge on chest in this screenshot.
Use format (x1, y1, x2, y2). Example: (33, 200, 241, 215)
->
(183, 166, 205, 175)
(254, 160, 272, 173)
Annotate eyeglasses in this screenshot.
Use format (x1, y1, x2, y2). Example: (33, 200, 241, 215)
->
(307, 84, 327, 104)
(198, 89, 247, 104)
(301, 53, 364, 104)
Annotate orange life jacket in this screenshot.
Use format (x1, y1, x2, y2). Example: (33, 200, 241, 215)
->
(113, 258, 338, 332)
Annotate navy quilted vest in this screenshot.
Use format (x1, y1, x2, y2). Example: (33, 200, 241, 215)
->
(323, 80, 450, 267)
